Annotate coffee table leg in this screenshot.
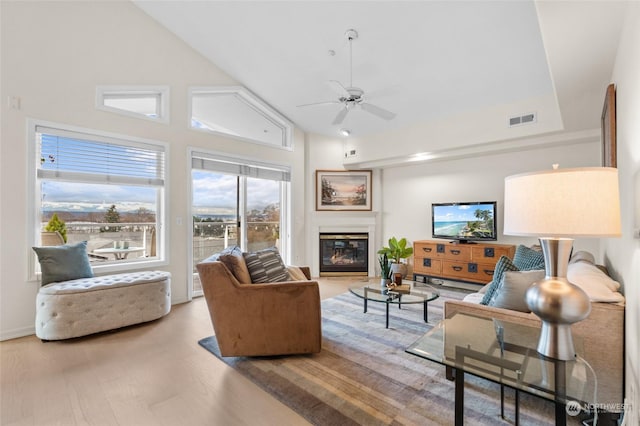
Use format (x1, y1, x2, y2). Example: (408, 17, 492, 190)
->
(364, 298, 367, 313)
(385, 302, 390, 328)
(423, 300, 429, 322)
(455, 368, 464, 426)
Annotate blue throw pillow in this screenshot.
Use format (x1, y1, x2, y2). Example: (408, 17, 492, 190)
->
(480, 256, 520, 305)
(32, 241, 94, 285)
(513, 245, 545, 270)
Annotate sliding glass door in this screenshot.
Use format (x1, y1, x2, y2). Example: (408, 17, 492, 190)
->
(190, 150, 290, 296)
(246, 177, 282, 252)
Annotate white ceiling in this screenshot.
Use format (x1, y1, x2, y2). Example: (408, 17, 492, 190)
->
(133, 1, 627, 140)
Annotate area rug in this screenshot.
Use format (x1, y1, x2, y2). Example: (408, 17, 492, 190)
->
(198, 288, 565, 425)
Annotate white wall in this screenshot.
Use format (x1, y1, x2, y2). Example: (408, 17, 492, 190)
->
(380, 140, 603, 274)
(605, 3, 640, 423)
(0, 1, 306, 340)
(343, 92, 564, 168)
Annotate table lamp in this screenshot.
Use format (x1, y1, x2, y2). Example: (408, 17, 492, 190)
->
(503, 165, 621, 360)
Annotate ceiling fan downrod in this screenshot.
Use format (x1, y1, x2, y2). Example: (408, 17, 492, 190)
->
(345, 29, 358, 88)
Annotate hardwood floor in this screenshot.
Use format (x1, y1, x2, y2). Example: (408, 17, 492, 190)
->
(0, 278, 356, 426)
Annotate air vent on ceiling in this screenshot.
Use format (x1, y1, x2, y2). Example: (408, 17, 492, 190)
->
(508, 112, 537, 127)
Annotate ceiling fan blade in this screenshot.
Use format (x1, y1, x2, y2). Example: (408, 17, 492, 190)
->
(297, 100, 341, 108)
(361, 102, 396, 120)
(332, 107, 349, 125)
(327, 80, 350, 98)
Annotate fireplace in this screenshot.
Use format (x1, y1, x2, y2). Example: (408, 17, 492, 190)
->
(319, 233, 369, 276)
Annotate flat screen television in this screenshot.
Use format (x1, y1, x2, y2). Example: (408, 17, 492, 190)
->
(431, 201, 497, 243)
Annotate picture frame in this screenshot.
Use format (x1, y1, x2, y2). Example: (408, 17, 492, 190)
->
(315, 170, 372, 211)
(601, 83, 617, 168)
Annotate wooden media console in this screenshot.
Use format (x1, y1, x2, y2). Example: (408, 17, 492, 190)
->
(413, 240, 515, 285)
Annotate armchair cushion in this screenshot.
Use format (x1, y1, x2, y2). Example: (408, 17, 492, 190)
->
(218, 246, 252, 284)
(243, 246, 290, 283)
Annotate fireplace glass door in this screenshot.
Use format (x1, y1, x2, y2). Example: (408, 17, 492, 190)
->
(319, 233, 368, 276)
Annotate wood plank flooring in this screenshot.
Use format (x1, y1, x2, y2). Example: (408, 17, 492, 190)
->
(0, 278, 356, 426)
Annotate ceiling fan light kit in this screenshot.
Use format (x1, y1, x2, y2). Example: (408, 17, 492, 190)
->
(297, 28, 396, 129)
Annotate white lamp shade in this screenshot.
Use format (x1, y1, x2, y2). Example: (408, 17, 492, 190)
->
(504, 167, 621, 237)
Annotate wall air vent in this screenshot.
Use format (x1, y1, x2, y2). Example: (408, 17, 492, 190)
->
(508, 112, 537, 127)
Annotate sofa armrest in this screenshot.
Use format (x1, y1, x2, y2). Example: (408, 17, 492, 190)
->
(445, 300, 540, 326)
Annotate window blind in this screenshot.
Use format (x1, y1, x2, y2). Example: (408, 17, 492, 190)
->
(191, 151, 291, 182)
(36, 125, 165, 186)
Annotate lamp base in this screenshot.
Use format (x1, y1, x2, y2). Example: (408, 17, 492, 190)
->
(525, 238, 591, 361)
(537, 322, 577, 360)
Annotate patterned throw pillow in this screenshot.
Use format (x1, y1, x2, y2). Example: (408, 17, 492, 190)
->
(32, 241, 94, 286)
(480, 255, 520, 305)
(243, 247, 290, 283)
(512, 245, 545, 270)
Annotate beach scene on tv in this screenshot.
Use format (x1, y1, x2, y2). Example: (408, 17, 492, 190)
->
(433, 204, 495, 239)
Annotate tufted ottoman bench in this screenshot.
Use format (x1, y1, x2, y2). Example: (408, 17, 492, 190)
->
(36, 271, 171, 340)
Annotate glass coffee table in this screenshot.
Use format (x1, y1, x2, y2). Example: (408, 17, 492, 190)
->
(349, 282, 439, 328)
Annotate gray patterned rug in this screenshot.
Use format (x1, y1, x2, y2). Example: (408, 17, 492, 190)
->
(199, 288, 571, 425)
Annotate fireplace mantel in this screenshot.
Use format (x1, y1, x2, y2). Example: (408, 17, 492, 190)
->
(309, 212, 380, 277)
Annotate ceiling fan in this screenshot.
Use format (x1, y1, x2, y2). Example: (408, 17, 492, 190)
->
(297, 29, 396, 126)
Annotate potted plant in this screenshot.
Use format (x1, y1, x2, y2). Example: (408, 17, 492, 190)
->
(377, 237, 413, 278)
(378, 253, 392, 288)
(42, 213, 67, 244)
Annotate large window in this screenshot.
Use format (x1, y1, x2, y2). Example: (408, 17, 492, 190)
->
(190, 150, 290, 296)
(30, 121, 167, 278)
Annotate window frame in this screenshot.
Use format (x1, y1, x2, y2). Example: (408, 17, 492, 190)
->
(188, 86, 294, 151)
(27, 119, 170, 281)
(187, 147, 292, 298)
(96, 86, 170, 124)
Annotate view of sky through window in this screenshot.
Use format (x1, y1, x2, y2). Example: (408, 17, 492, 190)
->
(191, 171, 280, 218)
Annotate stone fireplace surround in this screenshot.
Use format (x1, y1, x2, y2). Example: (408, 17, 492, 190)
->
(309, 212, 380, 277)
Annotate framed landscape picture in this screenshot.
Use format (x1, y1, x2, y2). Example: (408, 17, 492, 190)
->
(601, 83, 616, 168)
(316, 170, 372, 211)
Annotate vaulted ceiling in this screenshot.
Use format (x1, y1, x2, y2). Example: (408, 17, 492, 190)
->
(134, 1, 627, 141)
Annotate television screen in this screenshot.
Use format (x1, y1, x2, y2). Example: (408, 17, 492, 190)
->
(432, 201, 497, 242)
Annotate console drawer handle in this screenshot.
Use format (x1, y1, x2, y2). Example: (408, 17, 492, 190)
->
(450, 249, 461, 255)
(484, 269, 494, 276)
(452, 266, 463, 272)
(422, 247, 432, 253)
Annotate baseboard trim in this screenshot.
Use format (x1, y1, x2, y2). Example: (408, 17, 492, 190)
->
(1, 325, 36, 342)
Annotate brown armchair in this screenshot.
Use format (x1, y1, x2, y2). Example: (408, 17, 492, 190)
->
(196, 260, 322, 357)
